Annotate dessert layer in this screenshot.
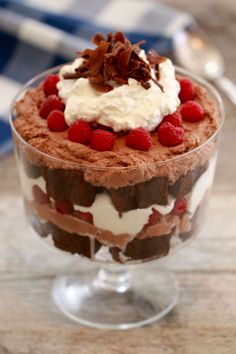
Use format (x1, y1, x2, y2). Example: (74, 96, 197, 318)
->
(111, 234, 172, 262)
(28, 197, 204, 263)
(26, 178, 209, 263)
(25, 168, 211, 250)
(20, 152, 214, 212)
(26, 200, 187, 249)
(20, 155, 216, 240)
(14, 81, 219, 189)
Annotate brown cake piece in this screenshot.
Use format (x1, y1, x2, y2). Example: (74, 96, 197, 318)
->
(21, 155, 44, 179)
(109, 175, 169, 211)
(44, 168, 99, 206)
(23, 158, 209, 213)
(169, 161, 209, 198)
(111, 233, 172, 262)
(51, 224, 102, 257)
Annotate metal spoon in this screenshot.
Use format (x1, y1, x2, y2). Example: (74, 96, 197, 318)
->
(174, 30, 236, 105)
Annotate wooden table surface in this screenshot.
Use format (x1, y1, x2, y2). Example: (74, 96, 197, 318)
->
(1, 1, 236, 353)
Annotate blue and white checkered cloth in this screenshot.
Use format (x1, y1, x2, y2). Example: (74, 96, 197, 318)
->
(0, 0, 193, 156)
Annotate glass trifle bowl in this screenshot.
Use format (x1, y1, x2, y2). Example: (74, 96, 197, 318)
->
(10, 33, 224, 329)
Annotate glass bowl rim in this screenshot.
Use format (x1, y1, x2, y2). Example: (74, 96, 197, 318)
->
(9, 65, 225, 171)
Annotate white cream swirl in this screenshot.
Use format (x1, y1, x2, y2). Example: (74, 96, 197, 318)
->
(58, 55, 180, 132)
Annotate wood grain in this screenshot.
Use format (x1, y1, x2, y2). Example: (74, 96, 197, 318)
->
(0, 1, 236, 353)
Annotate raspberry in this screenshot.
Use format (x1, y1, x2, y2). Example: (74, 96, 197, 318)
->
(180, 101, 204, 122)
(68, 121, 93, 144)
(126, 128, 152, 151)
(91, 129, 115, 151)
(43, 75, 60, 97)
(144, 208, 160, 229)
(172, 198, 187, 214)
(55, 201, 73, 214)
(178, 78, 195, 103)
(39, 95, 65, 119)
(77, 211, 94, 224)
(32, 185, 49, 205)
(158, 122, 184, 147)
(47, 110, 68, 132)
(162, 112, 182, 127)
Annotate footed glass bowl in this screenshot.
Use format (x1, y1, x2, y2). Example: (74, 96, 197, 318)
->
(10, 67, 224, 329)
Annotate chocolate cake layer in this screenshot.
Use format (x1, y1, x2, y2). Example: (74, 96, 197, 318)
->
(33, 217, 196, 263)
(22, 154, 44, 179)
(29, 213, 102, 258)
(26, 187, 209, 263)
(169, 161, 209, 198)
(45, 168, 99, 206)
(51, 225, 102, 257)
(31, 216, 174, 262)
(28, 213, 197, 263)
(22, 155, 208, 211)
(109, 176, 168, 211)
(110, 233, 172, 262)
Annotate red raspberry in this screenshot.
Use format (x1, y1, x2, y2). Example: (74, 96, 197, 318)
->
(32, 185, 49, 205)
(126, 128, 152, 151)
(144, 208, 160, 229)
(178, 78, 195, 103)
(158, 122, 184, 147)
(47, 110, 68, 132)
(77, 211, 94, 224)
(172, 198, 187, 214)
(180, 101, 204, 122)
(39, 95, 65, 119)
(91, 129, 115, 151)
(68, 121, 93, 144)
(43, 75, 60, 97)
(55, 201, 73, 214)
(162, 112, 182, 127)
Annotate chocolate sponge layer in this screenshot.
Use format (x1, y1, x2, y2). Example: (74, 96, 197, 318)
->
(22, 156, 208, 212)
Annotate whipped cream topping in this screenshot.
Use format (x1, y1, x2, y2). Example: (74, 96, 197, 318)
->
(58, 56, 180, 132)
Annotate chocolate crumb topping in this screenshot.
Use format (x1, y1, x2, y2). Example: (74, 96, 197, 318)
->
(63, 31, 165, 92)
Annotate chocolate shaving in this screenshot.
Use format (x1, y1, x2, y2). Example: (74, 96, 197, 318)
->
(63, 32, 166, 92)
(147, 49, 166, 85)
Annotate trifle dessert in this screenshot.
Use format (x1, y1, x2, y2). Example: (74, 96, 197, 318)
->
(12, 32, 221, 264)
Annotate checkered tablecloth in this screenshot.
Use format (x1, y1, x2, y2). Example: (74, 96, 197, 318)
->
(0, 0, 193, 156)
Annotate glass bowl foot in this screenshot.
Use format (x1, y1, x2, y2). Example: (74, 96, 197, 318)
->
(52, 263, 179, 330)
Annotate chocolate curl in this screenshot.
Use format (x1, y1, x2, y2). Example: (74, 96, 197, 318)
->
(147, 49, 166, 84)
(63, 32, 166, 92)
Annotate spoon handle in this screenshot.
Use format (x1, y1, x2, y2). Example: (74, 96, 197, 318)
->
(214, 76, 236, 106)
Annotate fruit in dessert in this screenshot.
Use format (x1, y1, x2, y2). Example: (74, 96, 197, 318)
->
(47, 111, 68, 132)
(13, 32, 220, 263)
(91, 130, 115, 151)
(178, 77, 195, 103)
(43, 75, 60, 97)
(126, 128, 152, 151)
(39, 95, 65, 119)
(158, 122, 184, 147)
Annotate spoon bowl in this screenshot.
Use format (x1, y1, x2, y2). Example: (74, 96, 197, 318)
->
(174, 30, 236, 105)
